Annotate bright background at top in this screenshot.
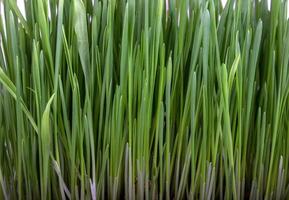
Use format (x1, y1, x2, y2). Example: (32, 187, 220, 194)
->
(0, 0, 288, 23)
(12, 0, 276, 16)
(9, 0, 276, 16)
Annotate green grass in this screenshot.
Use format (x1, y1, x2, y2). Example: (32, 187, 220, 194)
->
(0, 0, 289, 199)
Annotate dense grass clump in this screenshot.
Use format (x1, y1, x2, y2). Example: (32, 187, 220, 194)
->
(1, 0, 289, 199)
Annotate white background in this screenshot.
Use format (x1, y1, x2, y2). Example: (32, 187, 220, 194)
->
(0, 0, 287, 26)
(12, 0, 277, 17)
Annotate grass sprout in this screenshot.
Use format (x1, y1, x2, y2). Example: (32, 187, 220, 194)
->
(1, 0, 289, 199)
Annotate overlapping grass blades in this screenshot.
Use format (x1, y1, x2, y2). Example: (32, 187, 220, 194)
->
(1, 0, 289, 199)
